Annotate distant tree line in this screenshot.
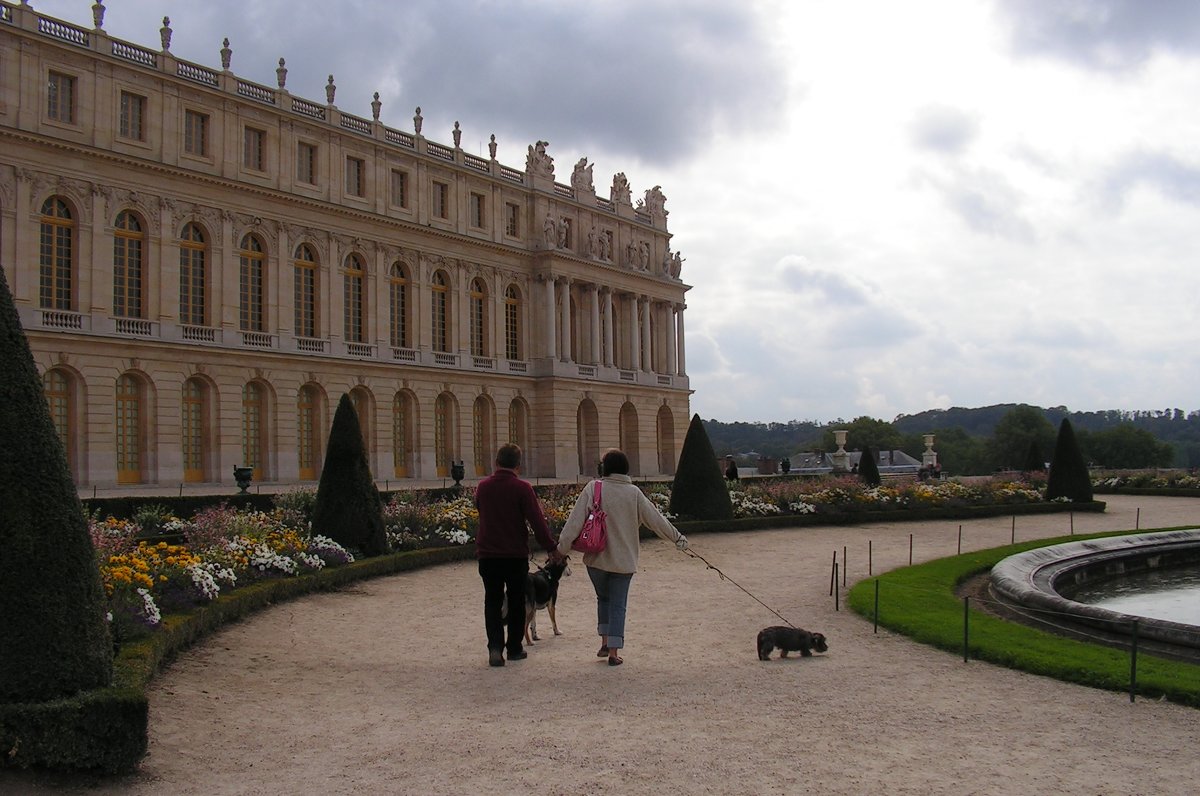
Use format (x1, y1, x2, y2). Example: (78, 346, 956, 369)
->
(703, 403, 1185, 476)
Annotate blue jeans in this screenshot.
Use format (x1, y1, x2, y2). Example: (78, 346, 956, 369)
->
(587, 567, 633, 649)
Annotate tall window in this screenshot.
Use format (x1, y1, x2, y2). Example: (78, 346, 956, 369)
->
(346, 156, 364, 197)
(113, 211, 145, 318)
(297, 385, 318, 480)
(469, 192, 485, 228)
(431, 270, 449, 353)
(505, 203, 520, 237)
(508, 399, 527, 457)
(389, 262, 409, 348)
(183, 109, 209, 156)
(182, 379, 205, 482)
(43, 369, 72, 469)
(472, 396, 494, 476)
(297, 142, 316, 184)
(39, 197, 74, 310)
(179, 223, 207, 326)
(390, 169, 408, 207)
(243, 126, 266, 171)
(116, 374, 142, 484)
(432, 181, 448, 219)
(239, 234, 265, 332)
(392, 391, 413, 477)
(343, 254, 365, 343)
(469, 278, 488, 357)
(293, 244, 318, 338)
(504, 285, 521, 360)
(241, 382, 266, 481)
(119, 91, 146, 140)
(435, 392, 454, 477)
(47, 71, 76, 123)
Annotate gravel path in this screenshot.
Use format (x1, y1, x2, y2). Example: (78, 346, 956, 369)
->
(6, 494, 1200, 795)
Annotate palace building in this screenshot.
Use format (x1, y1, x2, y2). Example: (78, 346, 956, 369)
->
(0, 2, 691, 491)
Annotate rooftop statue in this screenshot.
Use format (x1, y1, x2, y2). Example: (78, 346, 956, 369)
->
(611, 172, 632, 204)
(526, 140, 554, 179)
(571, 157, 594, 193)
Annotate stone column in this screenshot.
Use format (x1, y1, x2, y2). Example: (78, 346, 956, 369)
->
(602, 288, 614, 367)
(666, 303, 677, 376)
(627, 293, 639, 370)
(640, 296, 652, 372)
(675, 303, 686, 375)
(543, 275, 556, 359)
(557, 276, 571, 363)
(588, 284, 601, 364)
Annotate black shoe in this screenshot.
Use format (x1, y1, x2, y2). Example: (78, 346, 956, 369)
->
(489, 650, 505, 667)
(507, 649, 528, 661)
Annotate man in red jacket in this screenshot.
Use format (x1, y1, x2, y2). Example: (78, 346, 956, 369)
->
(474, 443, 561, 667)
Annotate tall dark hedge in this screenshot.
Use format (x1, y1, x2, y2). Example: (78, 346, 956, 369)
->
(0, 268, 112, 703)
(858, 446, 882, 487)
(669, 414, 733, 521)
(312, 394, 387, 556)
(1045, 418, 1094, 502)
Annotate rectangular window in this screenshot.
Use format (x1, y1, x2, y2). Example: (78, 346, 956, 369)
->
(119, 91, 146, 140)
(505, 203, 520, 238)
(346, 156, 365, 197)
(243, 126, 266, 171)
(432, 181, 448, 219)
(390, 169, 408, 208)
(469, 192, 485, 229)
(47, 71, 76, 124)
(184, 109, 209, 156)
(297, 142, 316, 184)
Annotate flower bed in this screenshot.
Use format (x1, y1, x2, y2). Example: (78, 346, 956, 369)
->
(1093, 470, 1200, 496)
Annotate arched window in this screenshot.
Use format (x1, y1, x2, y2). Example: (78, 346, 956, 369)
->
(389, 262, 409, 348)
(343, 253, 365, 343)
(113, 210, 144, 318)
(182, 378, 207, 482)
(116, 374, 143, 484)
(392, 391, 415, 477)
(504, 285, 522, 361)
(297, 385, 319, 480)
(241, 382, 268, 481)
(656, 404, 676, 475)
(239, 234, 266, 332)
(469, 278, 488, 357)
(39, 197, 74, 310)
(434, 392, 456, 477)
(508, 398, 528, 459)
(43, 369, 73, 473)
(293, 244, 318, 339)
(577, 399, 599, 476)
(179, 223, 207, 326)
(619, 401, 640, 476)
(472, 395, 494, 476)
(431, 270, 450, 353)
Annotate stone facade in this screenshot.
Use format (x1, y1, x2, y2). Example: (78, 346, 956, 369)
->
(0, 3, 690, 491)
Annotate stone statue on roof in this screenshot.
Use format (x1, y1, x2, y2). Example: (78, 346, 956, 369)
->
(526, 140, 554, 179)
(571, 157, 594, 193)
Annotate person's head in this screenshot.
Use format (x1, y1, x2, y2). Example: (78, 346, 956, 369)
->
(601, 448, 629, 476)
(495, 443, 522, 471)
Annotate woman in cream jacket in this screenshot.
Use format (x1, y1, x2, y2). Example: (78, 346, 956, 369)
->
(557, 449, 688, 666)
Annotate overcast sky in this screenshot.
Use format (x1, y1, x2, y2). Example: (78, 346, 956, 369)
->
(35, 0, 1200, 423)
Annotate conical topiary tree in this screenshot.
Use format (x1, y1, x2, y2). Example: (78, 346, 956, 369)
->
(858, 446, 882, 487)
(1045, 418, 1093, 502)
(1023, 440, 1045, 473)
(311, 394, 387, 556)
(0, 267, 112, 703)
(669, 414, 733, 521)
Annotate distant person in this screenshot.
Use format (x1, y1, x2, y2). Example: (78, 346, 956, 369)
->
(474, 443, 561, 668)
(557, 449, 688, 666)
(724, 455, 739, 481)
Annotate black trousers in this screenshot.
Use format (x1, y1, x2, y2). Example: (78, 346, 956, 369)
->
(478, 557, 527, 653)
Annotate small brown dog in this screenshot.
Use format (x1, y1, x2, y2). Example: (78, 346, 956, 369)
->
(757, 626, 828, 660)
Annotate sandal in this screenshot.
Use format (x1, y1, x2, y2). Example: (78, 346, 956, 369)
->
(596, 645, 609, 658)
(608, 655, 623, 666)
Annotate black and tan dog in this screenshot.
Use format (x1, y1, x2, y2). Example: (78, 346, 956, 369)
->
(756, 626, 828, 660)
(524, 558, 570, 644)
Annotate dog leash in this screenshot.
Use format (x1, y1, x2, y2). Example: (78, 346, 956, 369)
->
(682, 547, 797, 629)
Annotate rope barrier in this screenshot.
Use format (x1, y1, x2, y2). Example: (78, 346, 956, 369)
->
(683, 547, 797, 628)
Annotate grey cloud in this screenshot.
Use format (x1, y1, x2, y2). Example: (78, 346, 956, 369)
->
(909, 105, 979, 156)
(920, 167, 1035, 241)
(1100, 150, 1200, 210)
(779, 260, 873, 306)
(997, 0, 1200, 70)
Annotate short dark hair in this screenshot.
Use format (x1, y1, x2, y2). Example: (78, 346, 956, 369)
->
(601, 448, 629, 476)
(495, 443, 522, 469)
